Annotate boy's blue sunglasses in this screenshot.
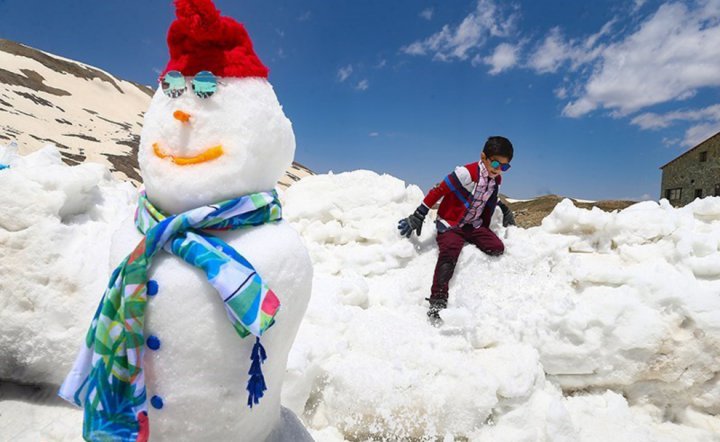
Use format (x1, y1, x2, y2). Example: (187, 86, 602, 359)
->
(160, 70, 218, 99)
(490, 159, 511, 172)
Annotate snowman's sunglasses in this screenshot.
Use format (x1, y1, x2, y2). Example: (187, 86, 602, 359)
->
(160, 70, 221, 99)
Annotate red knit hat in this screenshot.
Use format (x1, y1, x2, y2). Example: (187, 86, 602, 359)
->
(161, 0, 269, 78)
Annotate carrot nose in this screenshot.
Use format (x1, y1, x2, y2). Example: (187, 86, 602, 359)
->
(173, 110, 191, 123)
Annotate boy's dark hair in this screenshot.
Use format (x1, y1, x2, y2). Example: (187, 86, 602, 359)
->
(483, 136, 514, 161)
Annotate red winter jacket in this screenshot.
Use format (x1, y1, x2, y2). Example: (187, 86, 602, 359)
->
(422, 162, 501, 231)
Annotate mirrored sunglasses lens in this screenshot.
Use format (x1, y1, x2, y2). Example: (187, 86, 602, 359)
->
(490, 160, 501, 169)
(161, 71, 186, 98)
(192, 71, 217, 98)
(501, 163, 511, 171)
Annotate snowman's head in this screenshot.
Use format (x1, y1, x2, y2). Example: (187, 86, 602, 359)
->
(139, 0, 294, 214)
(139, 75, 294, 214)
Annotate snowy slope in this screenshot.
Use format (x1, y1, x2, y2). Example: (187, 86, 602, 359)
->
(0, 39, 151, 182)
(0, 39, 313, 187)
(1, 147, 719, 441)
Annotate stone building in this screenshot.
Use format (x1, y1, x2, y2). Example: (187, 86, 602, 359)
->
(660, 131, 720, 206)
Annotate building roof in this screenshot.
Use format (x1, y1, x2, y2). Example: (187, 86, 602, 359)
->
(660, 131, 720, 169)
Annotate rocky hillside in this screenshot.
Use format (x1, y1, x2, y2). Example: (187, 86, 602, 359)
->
(0, 39, 312, 187)
(503, 194, 637, 228)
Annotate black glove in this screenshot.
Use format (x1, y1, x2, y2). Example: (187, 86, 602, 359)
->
(398, 205, 429, 238)
(497, 200, 516, 227)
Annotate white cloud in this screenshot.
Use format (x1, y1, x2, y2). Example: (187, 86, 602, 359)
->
(631, 104, 720, 130)
(527, 22, 612, 74)
(682, 123, 720, 147)
(298, 11, 312, 22)
(662, 136, 681, 147)
(562, 98, 597, 118)
(584, 18, 616, 50)
(369, 132, 380, 137)
(402, 41, 427, 56)
(560, 2, 720, 117)
(527, 27, 569, 73)
(420, 8, 434, 20)
(337, 65, 353, 82)
(630, 113, 672, 130)
(401, 0, 516, 62)
(631, 104, 720, 147)
(355, 79, 369, 91)
(480, 42, 519, 74)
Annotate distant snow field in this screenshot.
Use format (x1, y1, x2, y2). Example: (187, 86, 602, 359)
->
(1, 145, 719, 441)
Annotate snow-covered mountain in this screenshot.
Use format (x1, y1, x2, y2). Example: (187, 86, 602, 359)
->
(0, 39, 312, 187)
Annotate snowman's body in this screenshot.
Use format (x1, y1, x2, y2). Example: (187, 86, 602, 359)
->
(110, 217, 312, 441)
(133, 74, 312, 439)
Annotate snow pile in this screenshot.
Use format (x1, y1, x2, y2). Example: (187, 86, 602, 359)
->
(283, 170, 428, 276)
(283, 170, 720, 441)
(538, 200, 720, 400)
(2, 154, 719, 441)
(0, 143, 135, 386)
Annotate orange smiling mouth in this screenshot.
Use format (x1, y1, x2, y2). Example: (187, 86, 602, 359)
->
(152, 143, 224, 165)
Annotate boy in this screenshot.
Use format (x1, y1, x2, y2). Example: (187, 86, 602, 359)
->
(398, 136, 514, 325)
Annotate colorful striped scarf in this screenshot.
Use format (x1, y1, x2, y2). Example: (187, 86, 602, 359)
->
(59, 191, 282, 442)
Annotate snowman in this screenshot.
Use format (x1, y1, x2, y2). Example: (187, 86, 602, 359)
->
(59, 1, 313, 441)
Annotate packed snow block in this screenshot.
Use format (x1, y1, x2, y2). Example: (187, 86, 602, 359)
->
(288, 280, 548, 440)
(0, 145, 135, 386)
(0, 144, 137, 231)
(471, 384, 579, 442)
(563, 390, 720, 441)
(688, 196, 720, 221)
(308, 337, 543, 439)
(284, 170, 429, 276)
(478, 344, 542, 400)
(535, 198, 720, 413)
(0, 145, 111, 231)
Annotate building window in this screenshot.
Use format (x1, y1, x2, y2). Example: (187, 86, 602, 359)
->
(699, 151, 708, 162)
(666, 188, 682, 200)
(695, 188, 703, 199)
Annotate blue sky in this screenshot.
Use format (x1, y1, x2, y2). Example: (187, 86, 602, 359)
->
(2, 0, 719, 200)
